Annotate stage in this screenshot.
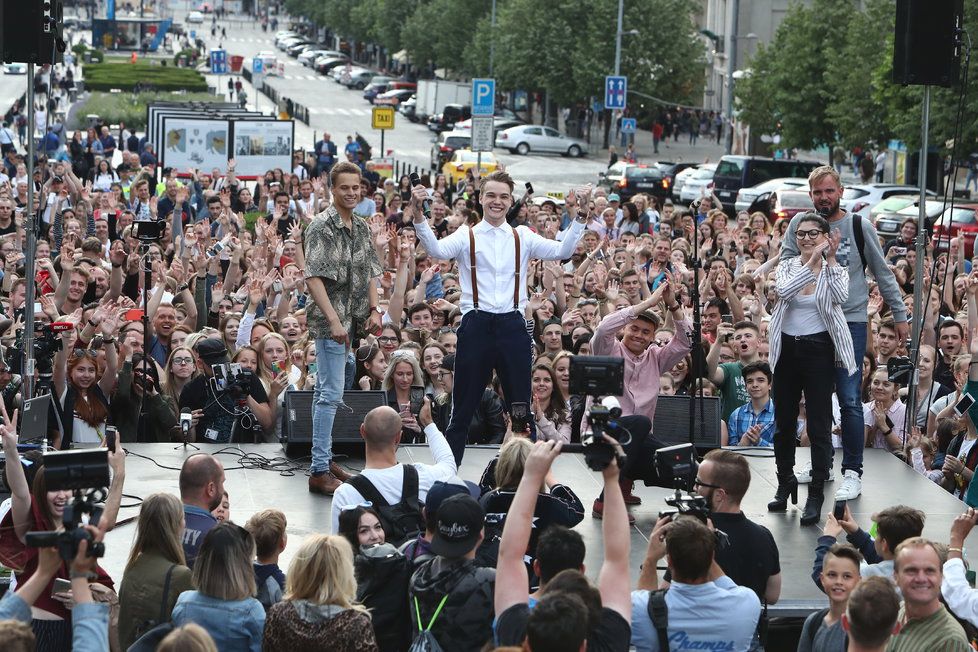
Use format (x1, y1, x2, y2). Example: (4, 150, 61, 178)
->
(101, 443, 977, 617)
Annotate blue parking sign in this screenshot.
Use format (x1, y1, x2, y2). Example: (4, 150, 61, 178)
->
(605, 75, 627, 110)
(210, 49, 227, 74)
(621, 118, 637, 134)
(253, 57, 263, 74)
(472, 78, 495, 116)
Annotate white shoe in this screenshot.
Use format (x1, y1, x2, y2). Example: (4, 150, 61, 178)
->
(834, 470, 862, 500)
(795, 463, 836, 484)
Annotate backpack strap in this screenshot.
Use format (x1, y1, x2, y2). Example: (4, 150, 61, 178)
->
(401, 464, 421, 515)
(349, 473, 392, 508)
(468, 227, 479, 309)
(158, 564, 177, 623)
(415, 594, 451, 632)
(852, 213, 866, 270)
(646, 589, 669, 652)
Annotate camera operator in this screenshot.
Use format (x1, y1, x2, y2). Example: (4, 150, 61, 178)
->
(110, 342, 178, 442)
(631, 517, 761, 652)
(588, 270, 690, 515)
(178, 339, 272, 444)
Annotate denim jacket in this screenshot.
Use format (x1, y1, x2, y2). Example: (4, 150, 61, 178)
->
(171, 591, 265, 652)
(0, 590, 109, 652)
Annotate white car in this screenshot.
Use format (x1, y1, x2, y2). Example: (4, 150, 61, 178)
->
(671, 165, 701, 201)
(734, 177, 809, 214)
(2, 63, 26, 74)
(495, 124, 587, 157)
(678, 164, 718, 204)
(186, 10, 204, 23)
(840, 183, 934, 220)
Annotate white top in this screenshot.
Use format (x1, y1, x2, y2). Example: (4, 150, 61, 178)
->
(59, 388, 105, 446)
(780, 293, 826, 336)
(862, 399, 907, 451)
(413, 218, 585, 315)
(943, 558, 978, 627)
(329, 423, 457, 533)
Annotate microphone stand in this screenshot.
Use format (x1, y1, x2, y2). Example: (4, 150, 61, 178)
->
(686, 201, 706, 448)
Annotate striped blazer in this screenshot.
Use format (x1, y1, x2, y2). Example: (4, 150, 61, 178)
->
(768, 256, 857, 376)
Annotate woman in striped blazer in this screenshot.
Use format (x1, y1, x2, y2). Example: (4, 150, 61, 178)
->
(767, 213, 856, 526)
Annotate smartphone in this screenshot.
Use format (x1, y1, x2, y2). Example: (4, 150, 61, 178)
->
(271, 361, 281, 374)
(400, 189, 411, 202)
(52, 578, 71, 597)
(105, 425, 117, 453)
(954, 392, 976, 417)
(124, 308, 144, 322)
(409, 386, 425, 416)
(833, 499, 846, 521)
(271, 280, 283, 293)
(524, 182, 534, 195)
(511, 401, 530, 433)
(307, 362, 317, 375)
(894, 247, 907, 255)
(721, 314, 734, 324)
(33, 301, 42, 315)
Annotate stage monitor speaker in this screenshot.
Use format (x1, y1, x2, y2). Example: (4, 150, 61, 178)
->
(652, 395, 722, 450)
(2, 0, 64, 65)
(283, 390, 386, 455)
(905, 151, 944, 195)
(893, 0, 962, 87)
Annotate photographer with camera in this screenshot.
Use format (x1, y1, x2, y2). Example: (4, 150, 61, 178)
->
(588, 270, 690, 515)
(111, 342, 178, 442)
(0, 404, 125, 649)
(178, 338, 272, 444)
(631, 516, 761, 652)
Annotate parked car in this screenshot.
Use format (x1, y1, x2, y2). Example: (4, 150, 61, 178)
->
(362, 78, 393, 101)
(870, 195, 919, 227)
(655, 162, 699, 198)
(616, 164, 670, 201)
(341, 69, 377, 89)
(298, 49, 331, 66)
(374, 89, 414, 106)
(442, 150, 499, 185)
(314, 56, 350, 74)
(277, 37, 307, 51)
(400, 96, 418, 121)
(841, 183, 934, 219)
(598, 162, 633, 191)
(186, 10, 204, 23)
(932, 204, 978, 256)
(427, 104, 472, 132)
(734, 177, 810, 214)
(876, 200, 945, 242)
(2, 63, 27, 74)
(286, 41, 317, 57)
(672, 165, 703, 202)
(495, 124, 587, 157)
(768, 189, 815, 223)
(678, 164, 719, 204)
(454, 117, 526, 133)
(714, 156, 821, 213)
(431, 130, 472, 171)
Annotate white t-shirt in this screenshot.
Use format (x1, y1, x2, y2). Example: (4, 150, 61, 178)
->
(329, 423, 457, 533)
(59, 388, 106, 446)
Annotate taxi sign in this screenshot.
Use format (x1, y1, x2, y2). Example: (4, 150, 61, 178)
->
(372, 106, 395, 130)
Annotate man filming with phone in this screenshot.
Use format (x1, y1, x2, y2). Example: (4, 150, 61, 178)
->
(410, 172, 588, 464)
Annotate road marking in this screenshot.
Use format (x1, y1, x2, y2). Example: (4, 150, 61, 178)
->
(307, 108, 372, 116)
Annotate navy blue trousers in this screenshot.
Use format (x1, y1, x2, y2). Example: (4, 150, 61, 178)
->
(447, 310, 533, 464)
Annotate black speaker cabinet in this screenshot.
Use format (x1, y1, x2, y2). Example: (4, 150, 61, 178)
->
(2, 0, 64, 65)
(893, 0, 962, 87)
(652, 395, 722, 450)
(282, 390, 386, 454)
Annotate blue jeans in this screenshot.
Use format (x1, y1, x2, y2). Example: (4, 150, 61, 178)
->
(311, 338, 348, 474)
(835, 322, 868, 476)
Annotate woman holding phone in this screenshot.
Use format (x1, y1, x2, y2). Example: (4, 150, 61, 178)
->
(382, 350, 427, 443)
(257, 332, 299, 443)
(767, 213, 854, 527)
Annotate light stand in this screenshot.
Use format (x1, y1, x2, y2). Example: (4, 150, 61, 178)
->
(686, 201, 706, 447)
(22, 64, 38, 403)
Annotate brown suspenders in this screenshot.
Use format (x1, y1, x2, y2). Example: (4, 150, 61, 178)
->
(467, 225, 521, 311)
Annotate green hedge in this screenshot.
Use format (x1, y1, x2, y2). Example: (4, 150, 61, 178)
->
(68, 91, 221, 131)
(82, 62, 207, 92)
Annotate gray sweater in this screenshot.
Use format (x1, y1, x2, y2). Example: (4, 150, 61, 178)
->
(781, 209, 908, 324)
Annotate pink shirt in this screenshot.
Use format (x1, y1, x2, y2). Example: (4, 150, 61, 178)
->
(589, 307, 692, 425)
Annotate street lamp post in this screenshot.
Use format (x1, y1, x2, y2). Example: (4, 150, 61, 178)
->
(724, 0, 739, 155)
(614, 0, 624, 76)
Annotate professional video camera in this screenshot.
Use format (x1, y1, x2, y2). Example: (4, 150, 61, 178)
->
(24, 449, 110, 560)
(131, 217, 166, 242)
(212, 363, 254, 400)
(887, 354, 914, 385)
(8, 322, 69, 389)
(561, 356, 631, 471)
(654, 443, 709, 524)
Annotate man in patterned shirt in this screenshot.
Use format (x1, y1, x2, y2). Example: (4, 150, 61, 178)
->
(304, 161, 383, 494)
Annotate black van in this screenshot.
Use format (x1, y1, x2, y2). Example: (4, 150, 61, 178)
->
(712, 156, 821, 213)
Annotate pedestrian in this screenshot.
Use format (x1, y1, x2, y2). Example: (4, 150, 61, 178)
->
(652, 120, 663, 154)
(227, 78, 234, 102)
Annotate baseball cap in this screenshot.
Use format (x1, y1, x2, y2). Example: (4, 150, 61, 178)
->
(635, 310, 661, 328)
(430, 494, 485, 558)
(425, 479, 472, 518)
(608, 193, 621, 202)
(195, 338, 228, 365)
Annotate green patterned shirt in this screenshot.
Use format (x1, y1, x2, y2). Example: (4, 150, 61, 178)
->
(303, 205, 381, 341)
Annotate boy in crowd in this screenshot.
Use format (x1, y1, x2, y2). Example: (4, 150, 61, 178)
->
(244, 509, 288, 611)
(726, 361, 775, 447)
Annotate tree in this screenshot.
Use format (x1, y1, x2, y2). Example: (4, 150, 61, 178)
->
(401, 0, 488, 76)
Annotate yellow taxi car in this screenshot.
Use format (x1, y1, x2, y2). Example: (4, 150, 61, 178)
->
(442, 149, 499, 186)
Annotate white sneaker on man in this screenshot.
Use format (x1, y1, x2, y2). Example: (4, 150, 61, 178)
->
(795, 463, 836, 484)
(834, 470, 862, 500)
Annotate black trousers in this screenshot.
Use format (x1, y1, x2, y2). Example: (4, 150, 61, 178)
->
(447, 310, 533, 464)
(598, 415, 663, 499)
(773, 333, 837, 482)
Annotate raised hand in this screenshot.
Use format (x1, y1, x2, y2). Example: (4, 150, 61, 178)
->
(211, 281, 225, 306)
(604, 280, 620, 303)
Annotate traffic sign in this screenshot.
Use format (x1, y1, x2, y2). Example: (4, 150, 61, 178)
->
(372, 106, 395, 130)
(210, 49, 227, 74)
(190, 30, 196, 41)
(472, 78, 496, 116)
(471, 116, 494, 152)
(252, 57, 263, 74)
(621, 118, 637, 134)
(605, 75, 627, 110)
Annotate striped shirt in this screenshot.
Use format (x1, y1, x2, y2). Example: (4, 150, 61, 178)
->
(768, 256, 857, 376)
(887, 603, 970, 652)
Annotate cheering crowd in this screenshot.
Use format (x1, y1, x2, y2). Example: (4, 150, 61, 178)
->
(3, 124, 978, 651)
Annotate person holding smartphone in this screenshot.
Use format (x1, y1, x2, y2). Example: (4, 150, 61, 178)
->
(768, 213, 854, 527)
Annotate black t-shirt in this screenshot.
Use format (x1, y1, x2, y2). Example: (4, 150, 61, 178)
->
(178, 373, 268, 443)
(495, 603, 630, 652)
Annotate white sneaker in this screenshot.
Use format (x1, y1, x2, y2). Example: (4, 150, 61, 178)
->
(795, 463, 836, 484)
(834, 470, 862, 500)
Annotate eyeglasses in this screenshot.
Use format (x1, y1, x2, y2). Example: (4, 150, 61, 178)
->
(797, 229, 826, 240)
(172, 356, 194, 366)
(339, 501, 373, 512)
(377, 336, 398, 344)
(436, 370, 453, 379)
(438, 326, 457, 334)
(693, 478, 723, 490)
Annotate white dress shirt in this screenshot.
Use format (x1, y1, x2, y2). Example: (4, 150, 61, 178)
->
(943, 557, 978, 627)
(415, 217, 585, 315)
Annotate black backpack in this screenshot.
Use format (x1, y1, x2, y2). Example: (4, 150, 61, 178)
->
(349, 465, 425, 546)
(356, 544, 430, 652)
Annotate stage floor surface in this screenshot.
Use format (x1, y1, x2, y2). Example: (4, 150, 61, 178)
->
(104, 444, 978, 616)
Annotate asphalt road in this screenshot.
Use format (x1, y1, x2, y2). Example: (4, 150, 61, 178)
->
(200, 21, 609, 194)
(0, 70, 28, 118)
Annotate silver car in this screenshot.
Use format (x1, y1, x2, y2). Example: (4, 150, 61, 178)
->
(734, 177, 809, 214)
(495, 125, 587, 157)
(679, 164, 718, 204)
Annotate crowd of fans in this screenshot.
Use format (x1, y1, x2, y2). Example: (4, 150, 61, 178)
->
(3, 115, 978, 651)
